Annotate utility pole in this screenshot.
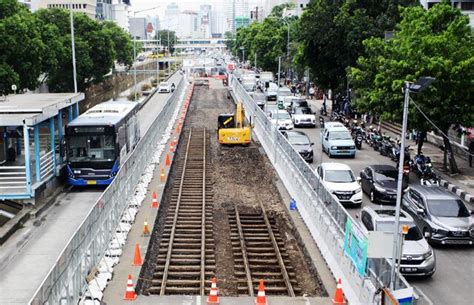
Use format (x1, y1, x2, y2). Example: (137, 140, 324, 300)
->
(232, 0, 236, 34)
(156, 24, 160, 85)
(286, 23, 290, 81)
(274, 56, 281, 163)
(167, 30, 171, 76)
(254, 52, 257, 70)
(69, 0, 77, 93)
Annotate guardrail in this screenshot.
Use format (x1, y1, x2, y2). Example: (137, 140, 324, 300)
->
(29, 75, 185, 305)
(229, 75, 413, 305)
(39, 150, 55, 181)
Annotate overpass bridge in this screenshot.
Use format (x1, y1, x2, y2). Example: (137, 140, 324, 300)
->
(137, 38, 227, 50)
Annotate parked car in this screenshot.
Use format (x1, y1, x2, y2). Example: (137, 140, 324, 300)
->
(360, 165, 408, 204)
(281, 130, 314, 163)
(320, 122, 356, 158)
(291, 107, 316, 127)
(359, 207, 436, 277)
(269, 110, 294, 130)
(158, 82, 172, 93)
(402, 185, 474, 245)
(315, 162, 362, 207)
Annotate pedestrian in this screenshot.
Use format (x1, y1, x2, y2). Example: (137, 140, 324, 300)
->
(309, 87, 315, 100)
(469, 141, 474, 167)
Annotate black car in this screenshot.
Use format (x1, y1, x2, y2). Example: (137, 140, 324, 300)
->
(360, 165, 407, 204)
(281, 130, 314, 163)
(402, 185, 474, 245)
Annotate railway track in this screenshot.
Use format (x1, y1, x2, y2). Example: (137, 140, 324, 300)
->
(229, 202, 301, 296)
(148, 128, 215, 295)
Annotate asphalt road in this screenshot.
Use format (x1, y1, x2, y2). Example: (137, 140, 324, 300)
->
(254, 92, 474, 305)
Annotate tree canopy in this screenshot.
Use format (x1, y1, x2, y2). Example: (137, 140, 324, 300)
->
(296, 0, 417, 93)
(0, 1, 133, 94)
(350, 2, 474, 172)
(156, 30, 177, 54)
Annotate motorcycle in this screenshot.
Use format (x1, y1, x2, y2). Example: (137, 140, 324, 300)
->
(379, 136, 394, 156)
(354, 134, 363, 150)
(412, 154, 433, 178)
(319, 116, 325, 128)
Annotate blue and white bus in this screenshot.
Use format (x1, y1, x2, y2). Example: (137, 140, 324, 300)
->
(65, 101, 140, 186)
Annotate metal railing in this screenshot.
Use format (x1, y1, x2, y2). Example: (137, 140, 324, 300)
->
(29, 75, 185, 305)
(0, 166, 27, 193)
(40, 150, 55, 181)
(230, 75, 412, 304)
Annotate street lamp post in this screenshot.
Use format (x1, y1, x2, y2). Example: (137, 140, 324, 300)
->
(389, 77, 435, 290)
(274, 56, 282, 163)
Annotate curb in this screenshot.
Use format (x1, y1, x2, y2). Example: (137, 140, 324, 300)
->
(439, 178, 474, 204)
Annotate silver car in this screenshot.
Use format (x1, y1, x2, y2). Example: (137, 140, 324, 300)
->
(360, 207, 436, 277)
(402, 185, 474, 245)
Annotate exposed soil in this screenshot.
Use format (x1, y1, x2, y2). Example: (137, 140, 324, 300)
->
(140, 79, 325, 296)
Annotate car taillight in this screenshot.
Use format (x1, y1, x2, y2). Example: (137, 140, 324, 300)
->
(403, 165, 410, 174)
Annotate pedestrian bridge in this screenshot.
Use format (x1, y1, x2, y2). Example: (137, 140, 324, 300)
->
(138, 38, 227, 50)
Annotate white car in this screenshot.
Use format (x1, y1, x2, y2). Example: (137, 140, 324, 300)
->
(158, 82, 172, 93)
(291, 107, 316, 127)
(277, 87, 293, 104)
(269, 110, 294, 130)
(315, 162, 362, 207)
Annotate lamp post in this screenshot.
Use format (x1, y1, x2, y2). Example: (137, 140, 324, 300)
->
(274, 56, 282, 163)
(69, 0, 77, 93)
(389, 77, 435, 290)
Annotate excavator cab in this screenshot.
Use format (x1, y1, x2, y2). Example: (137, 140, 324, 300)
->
(217, 102, 252, 145)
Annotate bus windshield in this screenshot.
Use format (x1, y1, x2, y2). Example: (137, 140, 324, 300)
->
(67, 135, 115, 162)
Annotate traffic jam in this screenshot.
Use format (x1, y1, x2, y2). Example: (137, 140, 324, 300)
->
(228, 62, 474, 280)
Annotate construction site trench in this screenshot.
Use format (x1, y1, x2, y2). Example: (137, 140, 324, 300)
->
(138, 79, 327, 297)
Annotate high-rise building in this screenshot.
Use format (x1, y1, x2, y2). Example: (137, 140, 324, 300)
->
(164, 2, 180, 32)
(18, 0, 41, 11)
(236, 0, 250, 18)
(129, 17, 147, 40)
(40, 0, 97, 19)
(96, 0, 113, 20)
(178, 10, 199, 39)
(199, 4, 212, 38)
(211, 9, 226, 37)
(111, 0, 130, 31)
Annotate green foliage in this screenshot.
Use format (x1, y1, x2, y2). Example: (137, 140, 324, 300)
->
(103, 21, 133, 66)
(297, 0, 416, 93)
(0, 0, 46, 93)
(232, 11, 297, 73)
(0, 5, 133, 94)
(224, 31, 235, 52)
(350, 2, 474, 133)
(156, 30, 177, 54)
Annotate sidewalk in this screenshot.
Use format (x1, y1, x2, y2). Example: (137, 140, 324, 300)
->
(306, 98, 474, 205)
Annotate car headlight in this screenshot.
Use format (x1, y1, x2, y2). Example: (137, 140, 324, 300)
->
(374, 184, 385, 192)
(73, 170, 81, 174)
(331, 146, 337, 150)
(469, 227, 474, 238)
(350, 146, 355, 149)
(422, 250, 433, 260)
(355, 187, 362, 193)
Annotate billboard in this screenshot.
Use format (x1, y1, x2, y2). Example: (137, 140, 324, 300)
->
(343, 218, 368, 277)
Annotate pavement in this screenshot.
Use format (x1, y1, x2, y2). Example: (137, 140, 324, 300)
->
(255, 93, 473, 305)
(0, 73, 183, 305)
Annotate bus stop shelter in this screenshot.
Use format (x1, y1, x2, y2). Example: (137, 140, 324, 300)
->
(0, 93, 84, 201)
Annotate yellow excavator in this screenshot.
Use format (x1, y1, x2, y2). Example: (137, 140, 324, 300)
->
(218, 102, 252, 145)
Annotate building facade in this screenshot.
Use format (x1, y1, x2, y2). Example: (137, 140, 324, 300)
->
(178, 10, 199, 39)
(163, 2, 180, 32)
(40, 0, 97, 19)
(129, 17, 147, 40)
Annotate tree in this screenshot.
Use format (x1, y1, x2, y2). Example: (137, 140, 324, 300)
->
(224, 31, 235, 53)
(0, 0, 46, 93)
(296, 0, 416, 95)
(35, 8, 116, 91)
(156, 30, 177, 54)
(350, 2, 474, 173)
(103, 21, 133, 66)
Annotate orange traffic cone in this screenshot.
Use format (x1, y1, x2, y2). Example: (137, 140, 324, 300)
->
(132, 242, 142, 266)
(165, 154, 171, 166)
(255, 280, 268, 305)
(332, 278, 346, 305)
(170, 141, 175, 153)
(123, 274, 137, 300)
(176, 124, 181, 133)
(160, 167, 166, 182)
(142, 219, 150, 236)
(207, 277, 219, 304)
(151, 191, 158, 208)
